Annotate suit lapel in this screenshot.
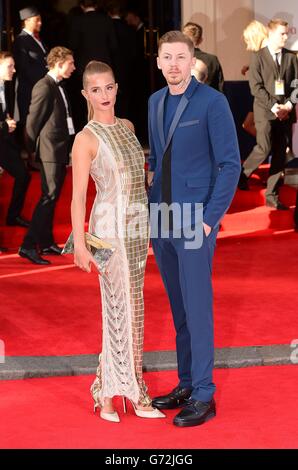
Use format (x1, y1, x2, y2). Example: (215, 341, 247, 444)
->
(157, 89, 166, 149)
(23, 30, 47, 54)
(46, 75, 67, 117)
(164, 77, 199, 152)
(263, 47, 275, 71)
(165, 94, 188, 150)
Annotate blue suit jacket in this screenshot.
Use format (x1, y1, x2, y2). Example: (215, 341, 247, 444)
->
(148, 77, 241, 229)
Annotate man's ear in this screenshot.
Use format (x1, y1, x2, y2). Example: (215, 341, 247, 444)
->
(157, 56, 161, 70)
(191, 56, 197, 68)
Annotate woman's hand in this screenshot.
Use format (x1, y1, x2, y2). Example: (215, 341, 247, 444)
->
(241, 65, 249, 76)
(74, 245, 99, 273)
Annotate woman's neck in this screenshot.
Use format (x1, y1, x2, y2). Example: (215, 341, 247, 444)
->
(93, 111, 116, 125)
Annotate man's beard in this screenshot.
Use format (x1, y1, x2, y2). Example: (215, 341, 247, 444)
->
(167, 74, 184, 86)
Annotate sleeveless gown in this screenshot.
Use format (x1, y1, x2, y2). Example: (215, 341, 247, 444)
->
(86, 118, 151, 406)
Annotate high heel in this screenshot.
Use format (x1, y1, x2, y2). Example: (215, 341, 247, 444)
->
(93, 398, 120, 423)
(122, 397, 166, 419)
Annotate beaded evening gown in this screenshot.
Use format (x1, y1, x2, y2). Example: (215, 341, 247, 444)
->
(86, 118, 151, 407)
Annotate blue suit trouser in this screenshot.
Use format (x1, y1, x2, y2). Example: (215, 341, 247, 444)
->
(152, 229, 218, 402)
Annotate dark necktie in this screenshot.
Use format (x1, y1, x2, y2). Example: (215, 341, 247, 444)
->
(275, 53, 281, 75)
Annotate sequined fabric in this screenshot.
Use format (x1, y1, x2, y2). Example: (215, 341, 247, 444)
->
(86, 119, 151, 407)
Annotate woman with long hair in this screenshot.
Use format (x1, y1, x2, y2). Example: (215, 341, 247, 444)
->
(70, 61, 165, 423)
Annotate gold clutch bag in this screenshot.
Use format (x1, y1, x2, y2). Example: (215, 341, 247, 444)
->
(62, 232, 115, 272)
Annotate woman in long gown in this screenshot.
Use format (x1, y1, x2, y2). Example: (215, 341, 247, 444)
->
(70, 61, 165, 423)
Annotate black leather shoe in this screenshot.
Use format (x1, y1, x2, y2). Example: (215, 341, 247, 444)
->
(40, 244, 63, 255)
(152, 386, 192, 410)
(266, 198, 289, 210)
(7, 216, 30, 228)
(173, 398, 216, 427)
(238, 169, 249, 190)
(19, 247, 50, 265)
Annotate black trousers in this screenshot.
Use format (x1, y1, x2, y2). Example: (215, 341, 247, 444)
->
(243, 118, 291, 198)
(0, 140, 31, 223)
(22, 162, 67, 249)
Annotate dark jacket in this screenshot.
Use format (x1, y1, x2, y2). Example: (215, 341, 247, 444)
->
(26, 74, 70, 164)
(13, 30, 48, 121)
(0, 82, 18, 153)
(68, 11, 118, 75)
(195, 48, 224, 92)
(249, 47, 298, 122)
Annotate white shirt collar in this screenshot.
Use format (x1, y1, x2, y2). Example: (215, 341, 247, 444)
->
(23, 28, 34, 36)
(47, 71, 59, 83)
(267, 44, 282, 57)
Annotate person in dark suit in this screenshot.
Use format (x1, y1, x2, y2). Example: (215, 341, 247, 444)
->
(240, 19, 298, 209)
(148, 32, 240, 427)
(107, 0, 136, 118)
(0, 51, 30, 228)
(19, 47, 75, 265)
(67, 0, 118, 131)
(183, 22, 224, 92)
(125, 8, 150, 144)
(68, 0, 117, 75)
(13, 6, 48, 129)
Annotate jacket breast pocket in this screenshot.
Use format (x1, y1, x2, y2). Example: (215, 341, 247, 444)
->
(178, 120, 200, 128)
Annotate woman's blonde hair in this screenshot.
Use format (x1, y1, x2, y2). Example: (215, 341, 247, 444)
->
(243, 20, 268, 52)
(82, 61, 115, 121)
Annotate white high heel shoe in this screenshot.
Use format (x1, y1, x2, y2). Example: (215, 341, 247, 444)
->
(93, 400, 120, 423)
(122, 397, 166, 418)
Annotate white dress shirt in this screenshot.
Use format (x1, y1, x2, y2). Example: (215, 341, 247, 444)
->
(0, 80, 6, 113)
(266, 45, 293, 113)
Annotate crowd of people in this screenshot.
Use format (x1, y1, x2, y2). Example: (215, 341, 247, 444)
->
(0, 2, 298, 427)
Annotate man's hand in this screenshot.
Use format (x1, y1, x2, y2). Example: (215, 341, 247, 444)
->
(276, 105, 290, 121)
(5, 117, 16, 133)
(147, 171, 154, 187)
(203, 222, 212, 237)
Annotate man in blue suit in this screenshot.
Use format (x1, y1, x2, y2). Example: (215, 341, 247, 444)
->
(148, 31, 241, 427)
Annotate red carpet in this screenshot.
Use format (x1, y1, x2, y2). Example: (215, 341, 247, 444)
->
(0, 168, 298, 356)
(0, 231, 297, 356)
(1, 366, 298, 449)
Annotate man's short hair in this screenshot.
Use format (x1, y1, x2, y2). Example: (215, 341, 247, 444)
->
(107, 1, 121, 16)
(0, 51, 13, 63)
(183, 22, 203, 47)
(268, 18, 288, 30)
(47, 47, 73, 69)
(158, 30, 194, 56)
